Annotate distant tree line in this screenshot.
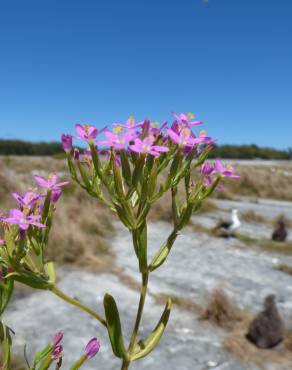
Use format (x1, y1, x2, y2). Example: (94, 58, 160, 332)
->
(0, 139, 291, 159)
(209, 144, 292, 160)
(0, 139, 63, 156)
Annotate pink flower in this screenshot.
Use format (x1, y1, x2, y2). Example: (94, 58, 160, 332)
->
(167, 127, 210, 148)
(34, 174, 69, 191)
(11, 191, 41, 209)
(112, 116, 143, 129)
(0, 240, 4, 246)
(52, 345, 63, 360)
(129, 136, 169, 156)
(75, 124, 105, 142)
(172, 112, 202, 127)
(97, 128, 137, 150)
(4, 209, 45, 230)
(61, 134, 73, 152)
(214, 160, 240, 179)
(85, 338, 100, 359)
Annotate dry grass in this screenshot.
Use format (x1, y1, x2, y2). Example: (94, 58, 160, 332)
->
(241, 210, 267, 223)
(153, 292, 203, 315)
(199, 289, 248, 330)
(214, 163, 292, 201)
(236, 233, 292, 255)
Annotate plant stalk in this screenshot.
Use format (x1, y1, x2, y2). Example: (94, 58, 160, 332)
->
(120, 272, 149, 370)
(51, 285, 107, 328)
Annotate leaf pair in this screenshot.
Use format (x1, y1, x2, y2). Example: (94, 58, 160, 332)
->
(104, 294, 172, 362)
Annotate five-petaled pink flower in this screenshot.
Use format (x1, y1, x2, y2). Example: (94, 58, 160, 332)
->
(129, 136, 169, 156)
(97, 128, 137, 150)
(4, 209, 45, 230)
(167, 127, 211, 148)
(11, 191, 41, 209)
(34, 174, 69, 191)
(75, 124, 105, 142)
(172, 112, 202, 127)
(214, 160, 240, 179)
(112, 116, 143, 129)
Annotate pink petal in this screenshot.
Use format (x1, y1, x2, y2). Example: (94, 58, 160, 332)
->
(75, 124, 85, 138)
(34, 175, 49, 188)
(151, 145, 169, 152)
(167, 129, 180, 144)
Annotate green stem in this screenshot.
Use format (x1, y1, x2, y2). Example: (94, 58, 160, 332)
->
(120, 272, 149, 370)
(51, 285, 107, 328)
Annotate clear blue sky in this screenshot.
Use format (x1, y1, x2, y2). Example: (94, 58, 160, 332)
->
(0, 0, 291, 148)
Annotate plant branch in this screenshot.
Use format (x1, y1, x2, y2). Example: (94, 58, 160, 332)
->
(51, 285, 107, 328)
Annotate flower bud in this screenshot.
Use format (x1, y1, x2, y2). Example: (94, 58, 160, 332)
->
(85, 338, 100, 359)
(61, 134, 73, 152)
(73, 148, 80, 161)
(52, 331, 63, 346)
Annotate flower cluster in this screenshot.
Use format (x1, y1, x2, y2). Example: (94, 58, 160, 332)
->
(62, 112, 214, 158)
(1, 174, 68, 233)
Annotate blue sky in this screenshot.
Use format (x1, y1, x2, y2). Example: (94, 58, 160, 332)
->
(0, 0, 291, 148)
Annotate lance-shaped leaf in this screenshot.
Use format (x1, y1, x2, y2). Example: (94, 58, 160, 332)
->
(132, 154, 145, 188)
(45, 262, 56, 284)
(130, 298, 172, 361)
(132, 222, 147, 273)
(0, 322, 12, 368)
(0, 276, 14, 315)
(103, 293, 128, 360)
(148, 230, 178, 272)
(120, 150, 132, 186)
(7, 269, 53, 290)
(113, 157, 125, 199)
(77, 161, 91, 189)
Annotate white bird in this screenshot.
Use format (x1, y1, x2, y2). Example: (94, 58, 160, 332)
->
(215, 209, 241, 237)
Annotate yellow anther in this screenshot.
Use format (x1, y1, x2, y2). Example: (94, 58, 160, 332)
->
(187, 112, 195, 119)
(128, 115, 134, 124)
(199, 130, 206, 136)
(113, 127, 123, 134)
(182, 128, 191, 136)
(83, 124, 90, 133)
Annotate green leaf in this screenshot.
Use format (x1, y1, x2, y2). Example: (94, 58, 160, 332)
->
(112, 158, 125, 199)
(0, 276, 14, 315)
(130, 298, 172, 361)
(45, 262, 56, 284)
(148, 230, 178, 272)
(77, 162, 91, 189)
(10, 270, 52, 290)
(103, 294, 128, 360)
(0, 322, 12, 368)
(132, 155, 145, 188)
(120, 150, 132, 186)
(132, 223, 148, 273)
(33, 344, 54, 367)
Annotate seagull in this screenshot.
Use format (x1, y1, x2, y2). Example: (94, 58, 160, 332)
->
(215, 209, 241, 237)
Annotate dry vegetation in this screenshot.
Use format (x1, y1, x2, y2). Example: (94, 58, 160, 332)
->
(214, 163, 292, 201)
